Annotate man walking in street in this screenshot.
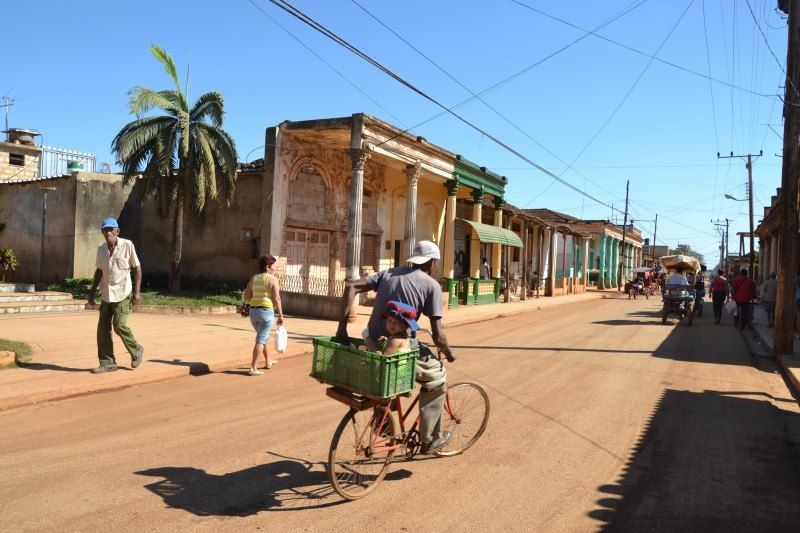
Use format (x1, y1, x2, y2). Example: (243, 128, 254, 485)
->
(336, 240, 457, 454)
(731, 268, 756, 330)
(87, 217, 144, 373)
(763, 272, 778, 328)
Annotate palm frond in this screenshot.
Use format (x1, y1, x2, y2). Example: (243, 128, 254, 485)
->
(190, 92, 224, 127)
(128, 87, 180, 116)
(112, 116, 176, 162)
(150, 44, 181, 92)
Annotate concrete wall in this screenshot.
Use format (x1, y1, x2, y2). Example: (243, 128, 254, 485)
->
(280, 292, 341, 320)
(74, 173, 135, 278)
(0, 175, 75, 282)
(0, 142, 41, 183)
(128, 170, 263, 284)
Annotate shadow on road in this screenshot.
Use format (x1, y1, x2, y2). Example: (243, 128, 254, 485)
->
(592, 320, 661, 327)
(589, 389, 800, 531)
(149, 359, 211, 376)
(15, 361, 90, 373)
(136, 452, 412, 515)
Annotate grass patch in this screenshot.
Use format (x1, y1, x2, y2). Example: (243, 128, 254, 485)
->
(0, 338, 33, 368)
(48, 274, 243, 308)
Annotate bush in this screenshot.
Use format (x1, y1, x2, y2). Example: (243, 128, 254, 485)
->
(0, 247, 20, 282)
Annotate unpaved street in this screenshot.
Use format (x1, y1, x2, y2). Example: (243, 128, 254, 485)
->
(3, 296, 800, 532)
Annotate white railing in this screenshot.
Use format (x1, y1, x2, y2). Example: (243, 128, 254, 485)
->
(276, 274, 344, 297)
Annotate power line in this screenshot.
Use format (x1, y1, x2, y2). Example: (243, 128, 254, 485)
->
(508, 0, 780, 100)
(744, 0, 800, 97)
(243, 0, 407, 126)
(263, 0, 622, 212)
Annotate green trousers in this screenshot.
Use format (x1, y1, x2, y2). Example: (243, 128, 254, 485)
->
(97, 295, 138, 366)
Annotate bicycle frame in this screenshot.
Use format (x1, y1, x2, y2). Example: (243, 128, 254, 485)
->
(364, 387, 460, 455)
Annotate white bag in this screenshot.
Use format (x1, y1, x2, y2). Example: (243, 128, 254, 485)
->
(274, 325, 288, 353)
(724, 300, 737, 316)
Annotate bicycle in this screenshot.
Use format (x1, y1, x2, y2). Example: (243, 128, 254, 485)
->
(325, 369, 490, 500)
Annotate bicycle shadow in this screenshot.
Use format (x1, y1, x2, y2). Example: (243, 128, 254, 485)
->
(135, 452, 412, 515)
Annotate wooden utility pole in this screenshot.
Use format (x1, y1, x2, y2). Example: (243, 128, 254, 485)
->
(775, 0, 800, 355)
(718, 151, 761, 276)
(617, 180, 630, 290)
(712, 218, 730, 271)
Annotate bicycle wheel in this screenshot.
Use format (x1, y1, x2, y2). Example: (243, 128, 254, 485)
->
(436, 382, 490, 457)
(328, 407, 398, 500)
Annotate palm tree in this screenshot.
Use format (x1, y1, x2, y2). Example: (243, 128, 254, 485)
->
(112, 44, 238, 293)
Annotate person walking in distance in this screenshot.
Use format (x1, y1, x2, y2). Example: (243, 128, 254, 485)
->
(710, 269, 728, 325)
(87, 217, 144, 373)
(763, 272, 778, 328)
(336, 240, 458, 454)
(241, 254, 284, 375)
(731, 268, 756, 330)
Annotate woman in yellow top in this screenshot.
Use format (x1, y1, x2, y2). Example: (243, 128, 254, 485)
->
(242, 254, 284, 375)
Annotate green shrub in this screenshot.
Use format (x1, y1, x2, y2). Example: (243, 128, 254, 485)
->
(0, 247, 20, 282)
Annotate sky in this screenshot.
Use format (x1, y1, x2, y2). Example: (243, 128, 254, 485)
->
(2, 0, 790, 265)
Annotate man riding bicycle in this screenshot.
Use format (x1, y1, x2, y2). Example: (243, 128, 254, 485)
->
(336, 240, 457, 454)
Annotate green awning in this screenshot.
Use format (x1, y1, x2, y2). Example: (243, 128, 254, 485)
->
(462, 219, 523, 247)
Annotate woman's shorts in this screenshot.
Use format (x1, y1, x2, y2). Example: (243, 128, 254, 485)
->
(765, 300, 775, 313)
(250, 307, 275, 345)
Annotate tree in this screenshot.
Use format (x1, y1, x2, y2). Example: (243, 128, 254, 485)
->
(0, 247, 19, 282)
(112, 44, 238, 293)
(671, 244, 705, 265)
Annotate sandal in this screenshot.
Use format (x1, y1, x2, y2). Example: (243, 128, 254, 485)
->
(265, 359, 278, 369)
(248, 367, 263, 376)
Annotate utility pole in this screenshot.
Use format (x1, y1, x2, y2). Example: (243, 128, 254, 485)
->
(775, 0, 800, 356)
(38, 187, 56, 284)
(717, 151, 761, 277)
(653, 213, 658, 252)
(618, 180, 630, 291)
(712, 218, 730, 272)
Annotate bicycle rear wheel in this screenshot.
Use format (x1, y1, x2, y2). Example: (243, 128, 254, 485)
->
(436, 381, 490, 457)
(328, 407, 398, 500)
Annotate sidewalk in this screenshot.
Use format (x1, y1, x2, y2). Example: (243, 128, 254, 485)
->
(750, 305, 800, 398)
(0, 291, 604, 409)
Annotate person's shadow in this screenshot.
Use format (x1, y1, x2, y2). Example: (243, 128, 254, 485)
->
(136, 452, 412, 515)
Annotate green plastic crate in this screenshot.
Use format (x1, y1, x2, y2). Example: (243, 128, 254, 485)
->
(311, 337, 418, 399)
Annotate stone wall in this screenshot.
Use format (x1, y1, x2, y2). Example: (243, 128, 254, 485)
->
(0, 142, 41, 183)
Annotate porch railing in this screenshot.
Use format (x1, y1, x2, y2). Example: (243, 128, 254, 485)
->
(276, 274, 344, 297)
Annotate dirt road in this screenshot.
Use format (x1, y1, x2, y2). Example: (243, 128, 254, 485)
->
(3, 296, 800, 532)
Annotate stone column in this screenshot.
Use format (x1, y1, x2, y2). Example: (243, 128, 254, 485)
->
(604, 237, 613, 288)
(404, 161, 423, 260)
(443, 179, 460, 279)
(491, 196, 504, 278)
(521, 220, 529, 301)
(346, 145, 371, 281)
(770, 234, 778, 278)
(547, 227, 557, 296)
(611, 239, 620, 288)
(469, 187, 484, 279)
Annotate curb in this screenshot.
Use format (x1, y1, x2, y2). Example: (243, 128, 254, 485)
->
(747, 324, 800, 399)
(0, 293, 604, 410)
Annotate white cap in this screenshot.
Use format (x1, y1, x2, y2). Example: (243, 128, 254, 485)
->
(407, 240, 441, 264)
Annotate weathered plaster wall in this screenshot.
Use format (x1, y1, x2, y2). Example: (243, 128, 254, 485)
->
(74, 173, 135, 278)
(129, 171, 263, 283)
(0, 175, 75, 282)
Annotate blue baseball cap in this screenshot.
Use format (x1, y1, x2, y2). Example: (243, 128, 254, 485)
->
(382, 300, 420, 332)
(101, 217, 119, 229)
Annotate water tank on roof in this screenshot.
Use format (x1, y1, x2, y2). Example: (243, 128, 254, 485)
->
(3, 128, 41, 146)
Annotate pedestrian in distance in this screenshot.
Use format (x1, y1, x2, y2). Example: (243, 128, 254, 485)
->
(479, 257, 490, 280)
(241, 254, 284, 375)
(731, 268, 756, 330)
(763, 272, 777, 328)
(710, 269, 728, 325)
(336, 240, 458, 455)
(87, 217, 144, 373)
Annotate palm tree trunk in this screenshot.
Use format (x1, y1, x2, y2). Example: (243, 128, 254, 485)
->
(169, 197, 184, 294)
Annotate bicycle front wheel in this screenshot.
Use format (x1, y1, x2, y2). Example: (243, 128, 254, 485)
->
(436, 381, 490, 457)
(328, 407, 398, 500)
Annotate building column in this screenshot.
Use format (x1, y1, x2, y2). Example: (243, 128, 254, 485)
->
(443, 179, 460, 279)
(521, 221, 529, 301)
(469, 187, 484, 279)
(491, 196, 504, 278)
(603, 237, 613, 288)
(547, 227, 557, 296)
(611, 239, 620, 288)
(583, 237, 590, 287)
(597, 235, 607, 290)
(403, 161, 422, 260)
(770, 234, 778, 278)
(346, 145, 370, 281)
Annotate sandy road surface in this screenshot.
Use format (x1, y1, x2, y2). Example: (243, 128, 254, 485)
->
(2, 296, 800, 532)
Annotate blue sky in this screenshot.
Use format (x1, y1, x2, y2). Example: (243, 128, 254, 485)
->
(2, 0, 789, 265)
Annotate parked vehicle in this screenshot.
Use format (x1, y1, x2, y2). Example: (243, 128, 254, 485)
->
(628, 279, 647, 300)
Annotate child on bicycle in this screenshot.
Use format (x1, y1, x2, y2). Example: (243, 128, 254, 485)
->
(363, 300, 419, 355)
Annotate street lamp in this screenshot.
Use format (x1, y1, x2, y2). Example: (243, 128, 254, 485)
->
(724, 193, 746, 202)
(39, 187, 56, 285)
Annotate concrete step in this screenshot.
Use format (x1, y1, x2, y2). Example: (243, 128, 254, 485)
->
(0, 292, 74, 303)
(0, 300, 87, 314)
(0, 283, 36, 293)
